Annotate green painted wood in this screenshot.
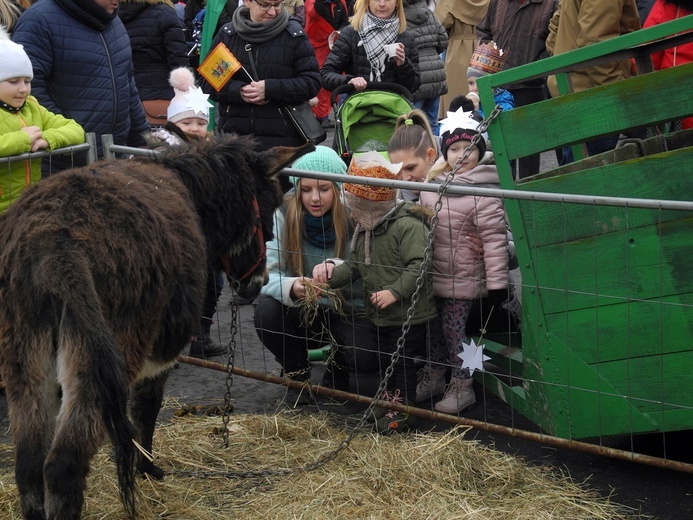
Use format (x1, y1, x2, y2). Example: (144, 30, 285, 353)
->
(544, 297, 693, 364)
(595, 350, 693, 414)
(491, 63, 693, 161)
(531, 218, 693, 312)
(517, 148, 693, 248)
(474, 336, 523, 374)
(473, 18, 693, 439)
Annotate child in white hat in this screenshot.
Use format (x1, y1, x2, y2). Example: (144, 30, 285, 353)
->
(0, 27, 84, 212)
(148, 67, 214, 148)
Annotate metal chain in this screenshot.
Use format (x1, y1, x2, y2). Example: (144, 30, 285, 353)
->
(175, 107, 503, 479)
(220, 279, 240, 449)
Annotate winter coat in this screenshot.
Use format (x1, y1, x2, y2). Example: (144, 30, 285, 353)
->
(118, 0, 190, 101)
(0, 97, 84, 212)
(203, 19, 321, 150)
(328, 202, 437, 327)
(403, 0, 448, 102)
(419, 164, 508, 300)
(435, 0, 488, 112)
(320, 25, 421, 95)
(476, 0, 556, 91)
(643, 0, 693, 129)
(12, 0, 150, 154)
(546, 0, 641, 97)
(262, 204, 362, 309)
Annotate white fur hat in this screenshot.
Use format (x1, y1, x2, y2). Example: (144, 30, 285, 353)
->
(0, 26, 33, 82)
(167, 67, 213, 123)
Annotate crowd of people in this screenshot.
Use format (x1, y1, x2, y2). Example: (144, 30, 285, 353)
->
(2, 0, 688, 433)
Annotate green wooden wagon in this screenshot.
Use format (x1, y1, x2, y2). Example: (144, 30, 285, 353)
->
(474, 16, 693, 439)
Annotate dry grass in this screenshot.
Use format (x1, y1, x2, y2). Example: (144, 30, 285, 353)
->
(0, 404, 643, 519)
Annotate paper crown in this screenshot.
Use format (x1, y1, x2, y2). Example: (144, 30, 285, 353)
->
(344, 151, 400, 202)
(469, 42, 505, 75)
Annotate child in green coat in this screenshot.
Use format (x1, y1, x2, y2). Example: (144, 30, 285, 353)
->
(327, 152, 438, 434)
(0, 28, 84, 212)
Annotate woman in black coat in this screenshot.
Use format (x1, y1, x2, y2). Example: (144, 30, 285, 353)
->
(202, 0, 321, 152)
(320, 0, 420, 95)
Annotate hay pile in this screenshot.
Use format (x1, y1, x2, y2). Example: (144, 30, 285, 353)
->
(0, 406, 642, 519)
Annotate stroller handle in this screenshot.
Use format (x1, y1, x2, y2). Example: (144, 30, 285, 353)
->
(330, 82, 414, 106)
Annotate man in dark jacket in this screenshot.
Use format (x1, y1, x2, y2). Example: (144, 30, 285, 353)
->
(476, 0, 557, 179)
(13, 0, 150, 172)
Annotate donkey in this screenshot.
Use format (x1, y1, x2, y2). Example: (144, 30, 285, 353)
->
(0, 134, 310, 520)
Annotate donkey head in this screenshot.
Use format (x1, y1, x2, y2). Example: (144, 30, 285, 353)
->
(160, 135, 313, 300)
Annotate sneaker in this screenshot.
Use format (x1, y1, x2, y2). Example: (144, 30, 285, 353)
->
(374, 409, 416, 434)
(366, 389, 395, 423)
(189, 332, 228, 358)
(415, 365, 447, 403)
(433, 377, 475, 414)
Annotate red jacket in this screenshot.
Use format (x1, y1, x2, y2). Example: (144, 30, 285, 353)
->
(644, 0, 693, 128)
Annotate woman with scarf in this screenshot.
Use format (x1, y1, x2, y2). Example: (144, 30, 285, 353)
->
(203, 0, 320, 184)
(254, 146, 378, 392)
(320, 0, 420, 95)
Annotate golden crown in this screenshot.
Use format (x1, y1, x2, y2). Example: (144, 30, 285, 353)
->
(469, 42, 506, 75)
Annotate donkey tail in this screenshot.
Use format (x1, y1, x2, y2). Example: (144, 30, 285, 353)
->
(52, 268, 137, 519)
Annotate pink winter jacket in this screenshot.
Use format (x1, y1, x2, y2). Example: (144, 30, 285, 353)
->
(419, 164, 508, 300)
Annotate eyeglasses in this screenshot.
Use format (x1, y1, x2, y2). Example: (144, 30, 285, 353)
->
(253, 0, 284, 11)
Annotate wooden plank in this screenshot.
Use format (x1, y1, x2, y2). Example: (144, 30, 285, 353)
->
(530, 218, 693, 313)
(594, 350, 693, 414)
(516, 148, 693, 248)
(545, 298, 693, 364)
(490, 63, 693, 160)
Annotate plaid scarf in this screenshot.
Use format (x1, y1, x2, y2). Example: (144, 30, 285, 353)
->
(358, 11, 399, 82)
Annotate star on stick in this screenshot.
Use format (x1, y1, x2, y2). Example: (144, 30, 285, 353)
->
(457, 338, 491, 376)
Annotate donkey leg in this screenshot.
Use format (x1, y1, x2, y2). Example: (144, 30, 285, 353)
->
(43, 381, 106, 519)
(4, 336, 60, 520)
(130, 371, 169, 479)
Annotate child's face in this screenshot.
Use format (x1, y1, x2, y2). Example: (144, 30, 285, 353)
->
(0, 78, 31, 108)
(175, 117, 208, 139)
(388, 147, 436, 183)
(467, 76, 478, 94)
(300, 178, 335, 218)
(447, 140, 479, 173)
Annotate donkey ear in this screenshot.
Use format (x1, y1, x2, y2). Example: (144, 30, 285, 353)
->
(260, 142, 315, 178)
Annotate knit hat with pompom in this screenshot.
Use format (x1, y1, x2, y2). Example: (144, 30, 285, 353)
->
(167, 67, 213, 123)
(289, 146, 347, 189)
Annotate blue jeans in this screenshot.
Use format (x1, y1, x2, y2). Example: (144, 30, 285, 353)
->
(413, 98, 441, 135)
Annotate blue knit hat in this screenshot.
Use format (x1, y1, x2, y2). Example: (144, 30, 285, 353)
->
(289, 146, 347, 188)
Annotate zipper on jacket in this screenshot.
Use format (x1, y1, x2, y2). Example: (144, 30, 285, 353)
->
(101, 32, 118, 135)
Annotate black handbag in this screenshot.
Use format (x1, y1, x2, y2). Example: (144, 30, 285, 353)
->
(242, 41, 326, 144)
(282, 103, 327, 144)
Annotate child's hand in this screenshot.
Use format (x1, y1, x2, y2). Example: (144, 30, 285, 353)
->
(21, 126, 42, 144)
(290, 276, 311, 300)
(30, 138, 49, 152)
(312, 261, 334, 283)
(370, 290, 397, 309)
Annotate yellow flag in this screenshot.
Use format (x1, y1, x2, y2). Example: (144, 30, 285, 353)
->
(197, 43, 242, 92)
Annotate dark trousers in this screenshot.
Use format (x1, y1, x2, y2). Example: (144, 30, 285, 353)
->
(507, 87, 547, 180)
(254, 294, 379, 375)
(374, 323, 427, 405)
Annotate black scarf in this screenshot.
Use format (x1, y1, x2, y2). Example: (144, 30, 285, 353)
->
(304, 212, 336, 249)
(54, 0, 116, 31)
(232, 6, 289, 43)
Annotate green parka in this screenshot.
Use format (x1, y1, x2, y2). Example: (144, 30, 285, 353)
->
(0, 96, 84, 212)
(328, 201, 437, 327)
